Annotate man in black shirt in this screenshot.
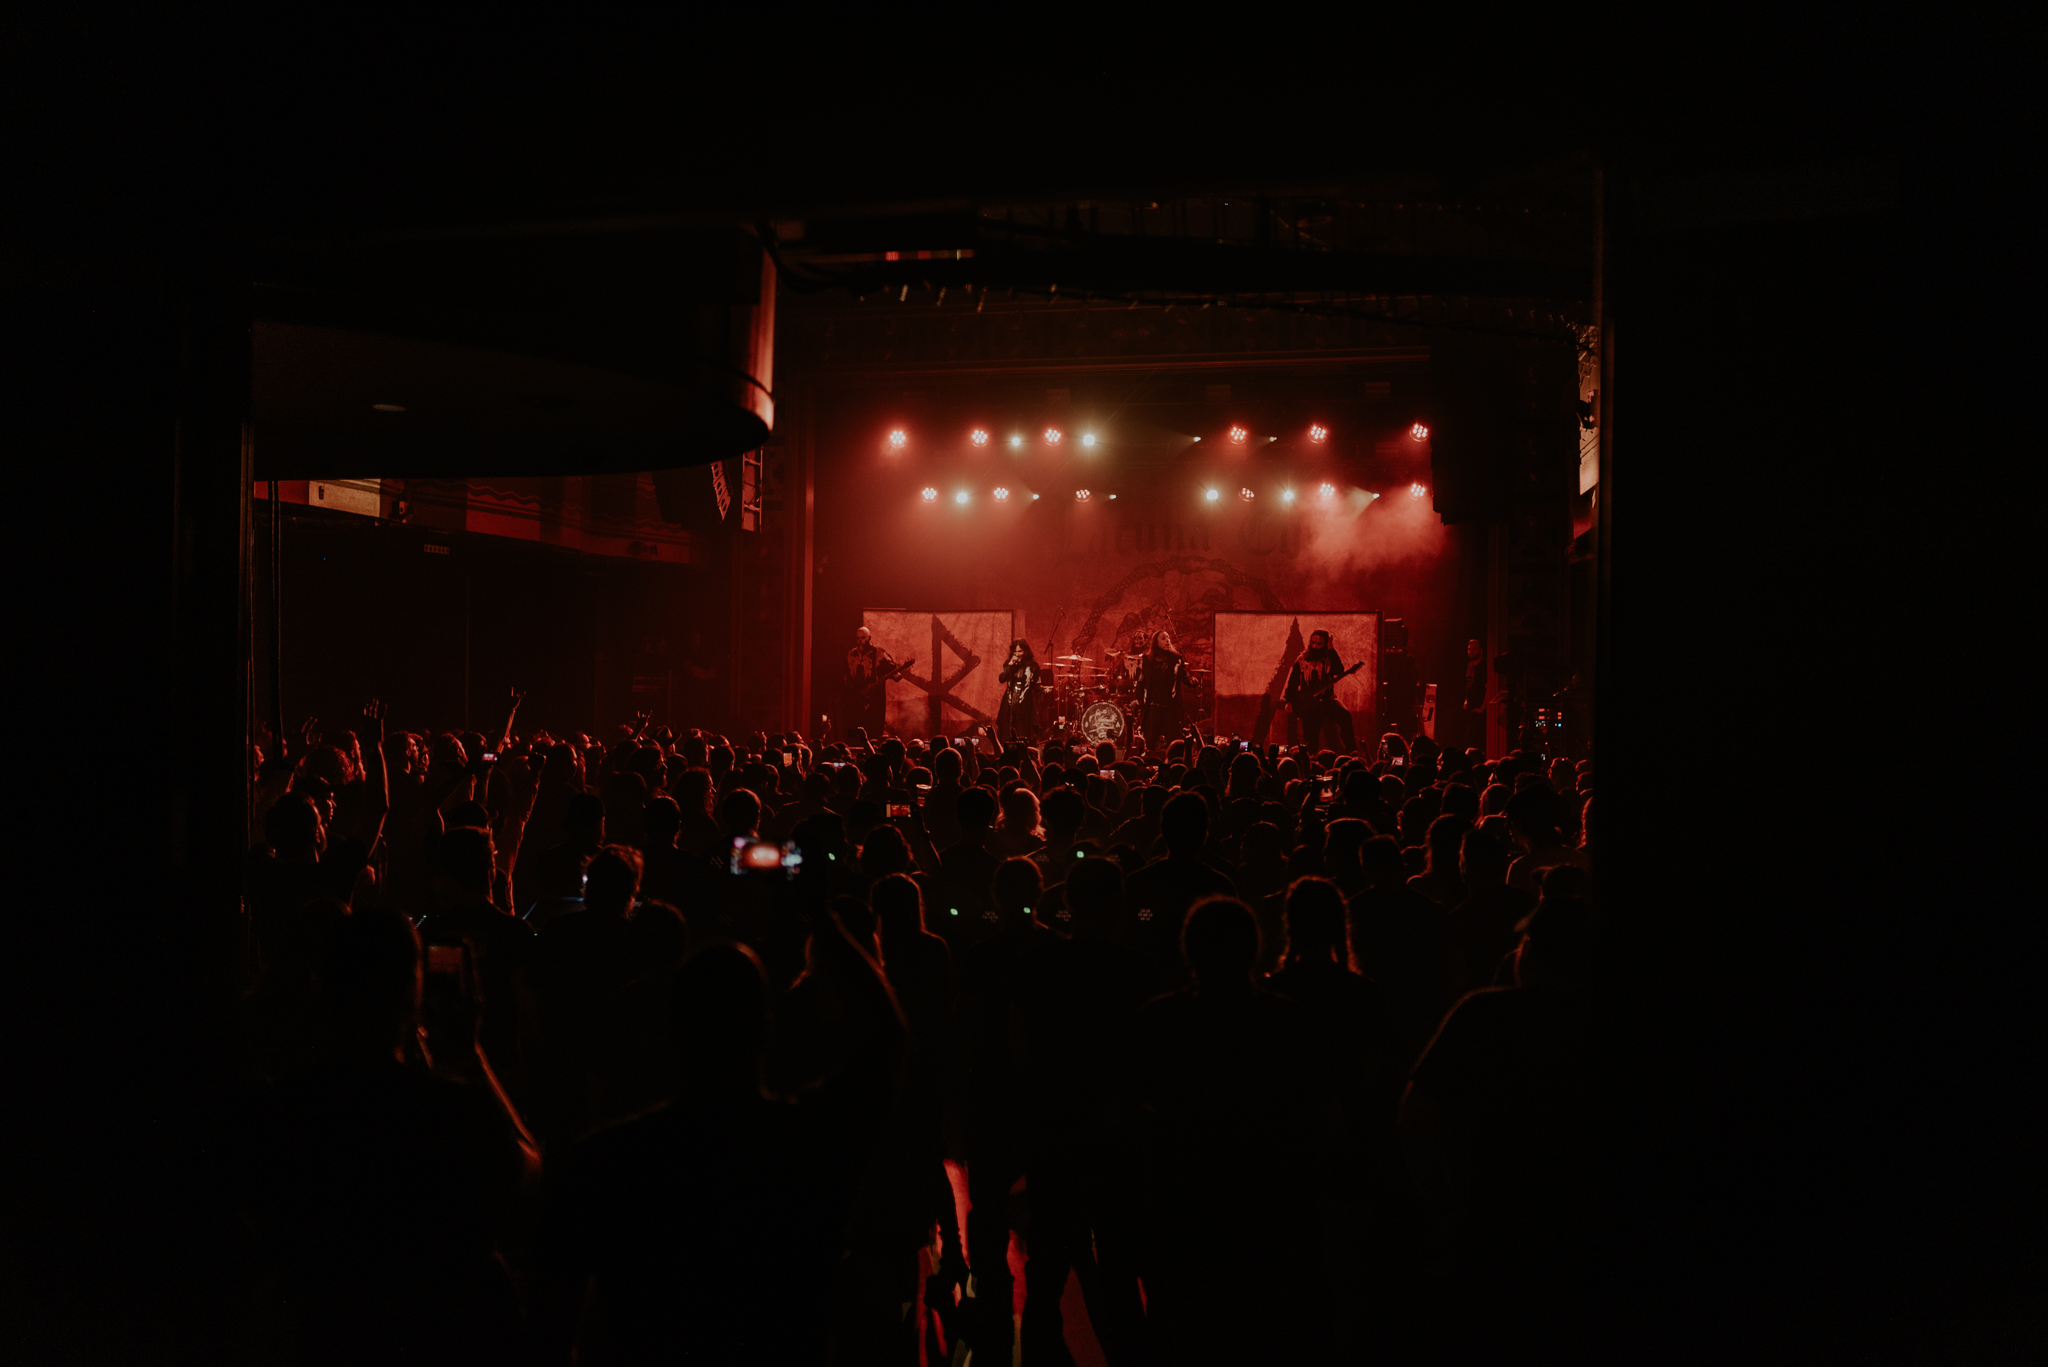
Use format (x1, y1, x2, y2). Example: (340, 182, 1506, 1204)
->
(1461, 637, 1489, 755)
(842, 625, 897, 738)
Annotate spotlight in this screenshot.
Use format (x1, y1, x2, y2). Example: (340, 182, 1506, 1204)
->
(1318, 482, 1336, 499)
(889, 429, 908, 449)
(1045, 427, 1063, 446)
(992, 486, 1009, 501)
(1009, 434, 1024, 449)
(1308, 424, 1328, 443)
(1281, 488, 1296, 503)
(1228, 425, 1248, 444)
(1192, 436, 1202, 443)
(1031, 493, 1040, 500)
(970, 428, 990, 447)
(921, 486, 939, 502)
(1410, 422, 1430, 441)
(1075, 489, 1091, 501)
(1205, 488, 1220, 502)
(1081, 433, 1096, 448)
(1108, 494, 1116, 500)
(1410, 481, 1427, 498)
(1240, 487, 1255, 502)
(955, 490, 971, 505)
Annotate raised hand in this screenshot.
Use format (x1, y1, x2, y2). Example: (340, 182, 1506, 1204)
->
(360, 698, 386, 746)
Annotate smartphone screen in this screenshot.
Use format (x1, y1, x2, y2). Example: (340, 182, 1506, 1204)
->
(730, 838, 800, 877)
(1238, 740, 1249, 752)
(914, 784, 931, 807)
(886, 803, 912, 818)
(781, 751, 795, 766)
(481, 752, 499, 763)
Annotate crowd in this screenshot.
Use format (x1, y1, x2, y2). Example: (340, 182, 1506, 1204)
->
(237, 695, 1597, 1365)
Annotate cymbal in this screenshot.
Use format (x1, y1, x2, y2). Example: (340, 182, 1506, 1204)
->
(1053, 654, 1093, 662)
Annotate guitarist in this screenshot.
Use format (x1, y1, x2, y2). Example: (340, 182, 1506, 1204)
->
(841, 626, 898, 738)
(1284, 629, 1359, 754)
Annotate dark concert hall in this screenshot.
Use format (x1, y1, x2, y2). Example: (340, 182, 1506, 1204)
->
(7, 21, 2021, 1366)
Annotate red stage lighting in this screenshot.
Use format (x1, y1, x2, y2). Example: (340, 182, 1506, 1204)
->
(992, 486, 1009, 501)
(1009, 434, 1024, 449)
(1075, 489, 1091, 501)
(1081, 433, 1097, 448)
(1410, 481, 1427, 498)
(970, 428, 990, 447)
(1318, 482, 1336, 499)
(1228, 425, 1248, 444)
(1240, 487, 1255, 502)
(920, 486, 938, 502)
(1205, 488, 1220, 502)
(1308, 424, 1328, 443)
(1410, 422, 1429, 441)
(889, 429, 909, 449)
(954, 490, 970, 505)
(1045, 427, 1063, 446)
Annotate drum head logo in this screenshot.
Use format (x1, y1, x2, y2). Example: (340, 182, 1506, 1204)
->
(1079, 701, 1126, 746)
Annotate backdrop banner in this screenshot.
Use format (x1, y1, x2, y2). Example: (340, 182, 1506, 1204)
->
(1212, 611, 1379, 746)
(863, 609, 1022, 738)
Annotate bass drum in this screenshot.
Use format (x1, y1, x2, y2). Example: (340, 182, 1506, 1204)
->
(1078, 701, 1126, 749)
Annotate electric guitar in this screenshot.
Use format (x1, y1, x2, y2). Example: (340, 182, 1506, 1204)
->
(1290, 660, 1364, 707)
(843, 656, 915, 710)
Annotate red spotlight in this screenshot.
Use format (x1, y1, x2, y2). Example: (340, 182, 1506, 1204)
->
(1074, 489, 1091, 501)
(1240, 487, 1255, 502)
(1044, 427, 1063, 446)
(1410, 481, 1427, 498)
(970, 428, 990, 447)
(920, 486, 938, 501)
(1410, 422, 1429, 441)
(992, 486, 1009, 502)
(1308, 423, 1328, 443)
(889, 429, 908, 449)
(1228, 425, 1249, 444)
(1318, 481, 1336, 499)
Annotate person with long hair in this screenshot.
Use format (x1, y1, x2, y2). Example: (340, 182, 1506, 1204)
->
(997, 638, 1042, 744)
(1136, 630, 1193, 753)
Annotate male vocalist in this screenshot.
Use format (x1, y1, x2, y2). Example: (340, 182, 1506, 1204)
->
(996, 638, 1041, 743)
(1136, 630, 1192, 748)
(841, 625, 897, 738)
(1284, 629, 1357, 754)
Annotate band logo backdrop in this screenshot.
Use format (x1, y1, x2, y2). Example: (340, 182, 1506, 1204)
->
(862, 609, 1022, 737)
(1212, 612, 1379, 746)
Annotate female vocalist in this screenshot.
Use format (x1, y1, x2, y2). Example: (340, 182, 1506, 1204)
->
(1136, 630, 1193, 748)
(996, 639, 1042, 743)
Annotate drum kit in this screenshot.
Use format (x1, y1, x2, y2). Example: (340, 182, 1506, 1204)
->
(1042, 648, 1210, 750)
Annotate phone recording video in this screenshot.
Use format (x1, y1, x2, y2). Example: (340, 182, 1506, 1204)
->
(480, 752, 499, 763)
(1238, 740, 1250, 752)
(885, 802, 912, 819)
(781, 751, 795, 767)
(1317, 776, 1337, 803)
(730, 838, 801, 877)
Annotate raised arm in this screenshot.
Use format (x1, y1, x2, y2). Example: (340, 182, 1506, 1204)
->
(355, 699, 390, 853)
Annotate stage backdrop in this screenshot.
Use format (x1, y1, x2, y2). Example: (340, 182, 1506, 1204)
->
(1213, 612, 1379, 746)
(863, 609, 1022, 738)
